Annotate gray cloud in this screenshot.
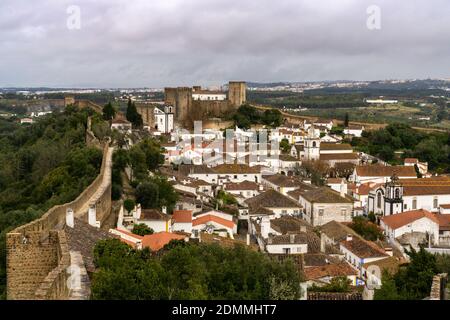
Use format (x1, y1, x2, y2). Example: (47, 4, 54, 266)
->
(0, 0, 449, 87)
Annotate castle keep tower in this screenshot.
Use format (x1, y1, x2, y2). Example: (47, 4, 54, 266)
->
(164, 87, 192, 122)
(228, 81, 247, 108)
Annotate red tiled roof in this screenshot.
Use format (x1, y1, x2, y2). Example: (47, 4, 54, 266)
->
(172, 210, 193, 224)
(404, 158, 418, 164)
(381, 209, 440, 229)
(355, 165, 417, 177)
(141, 232, 186, 251)
(320, 153, 358, 161)
(435, 214, 450, 231)
(192, 215, 235, 229)
(304, 263, 358, 280)
(340, 237, 387, 259)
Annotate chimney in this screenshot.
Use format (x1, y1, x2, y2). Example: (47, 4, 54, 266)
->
(268, 237, 273, 244)
(346, 234, 353, 242)
(290, 234, 296, 244)
(246, 233, 250, 246)
(259, 184, 264, 191)
(320, 233, 326, 253)
(162, 206, 167, 215)
(66, 208, 74, 228)
(135, 203, 142, 219)
(300, 226, 307, 233)
(88, 204, 97, 227)
(136, 240, 142, 250)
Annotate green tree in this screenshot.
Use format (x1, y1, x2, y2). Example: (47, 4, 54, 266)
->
(135, 180, 160, 209)
(123, 199, 135, 213)
(280, 138, 291, 153)
(374, 271, 401, 300)
(102, 102, 116, 121)
(126, 99, 143, 129)
(132, 223, 154, 236)
(91, 239, 302, 300)
(344, 113, 349, 127)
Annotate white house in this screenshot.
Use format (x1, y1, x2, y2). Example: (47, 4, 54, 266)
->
(297, 187, 354, 227)
(136, 208, 172, 233)
(344, 125, 364, 137)
(265, 234, 308, 255)
(154, 106, 174, 133)
(111, 118, 132, 133)
(171, 210, 193, 234)
(192, 210, 237, 238)
(339, 235, 388, 275)
(380, 209, 440, 246)
(351, 165, 417, 185)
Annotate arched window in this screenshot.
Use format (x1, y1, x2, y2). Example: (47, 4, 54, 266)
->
(395, 188, 400, 199)
(377, 192, 382, 208)
(312, 141, 316, 148)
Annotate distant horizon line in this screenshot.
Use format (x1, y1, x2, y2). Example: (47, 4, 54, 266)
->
(1, 77, 449, 91)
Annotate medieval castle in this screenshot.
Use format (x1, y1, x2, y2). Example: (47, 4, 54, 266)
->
(137, 81, 246, 128)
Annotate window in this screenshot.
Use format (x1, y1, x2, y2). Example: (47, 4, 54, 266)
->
(412, 198, 417, 209)
(234, 175, 238, 179)
(283, 248, 291, 254)
(282, 210, 287, 214)
(433, 197, 438, 209)
(404, 204, 407, 210)
(341, 209, 347, 216)
(395, 188, 400, 198)
(319, 209, 324, 216)
(377, 193, 382, 208)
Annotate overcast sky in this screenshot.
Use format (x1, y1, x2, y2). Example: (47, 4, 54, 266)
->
(0, 0, 449, 88)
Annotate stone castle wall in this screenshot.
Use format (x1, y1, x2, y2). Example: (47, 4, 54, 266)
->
(6, 140, 112, 300)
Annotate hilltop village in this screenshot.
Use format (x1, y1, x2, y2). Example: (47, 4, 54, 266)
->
(4, 82, 450, 301)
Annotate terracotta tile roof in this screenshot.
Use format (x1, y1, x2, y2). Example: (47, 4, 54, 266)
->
(270, 216, 313, 234)
(248, 206, 275, 216)
(320, 143, 353, 151)
(355, 165, 417, 177)
(224, 181, 259, 191)
(287, 184, 318, 199)
(354, 182, 377, 195)
(141, 232, 186, 251)
(140, 209, 171, 221)
(263, 174, 304, 188)
(172, 210, 193, 224)
(404, 158, 419, 164)
(279, 154, 299, 162)
(304, 262, 358, 280)
(362, 256, 401, 275)
(403, 185, 450, 196)
(440, 204, 450, 209)
(213, 163, 260, 174)
(245, 190, 302, 209)
(179, 164, 215, 175)
(301, 187, 354, 204)
(320, 153, 358, 161)
(199, 233, 258, 250)
(192, 214, 235, 229)
(434, 214, 450, 231)
(303, 253, 341, 267)
(381, 209, 440, 229)
(327, 178, 345, 184)
(340, 237, 387, 259)
(320, 221, 358, 243)
(269, 232, 307, 244)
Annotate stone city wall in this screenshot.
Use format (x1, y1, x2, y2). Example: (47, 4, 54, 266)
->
(6, 141, 112, 300)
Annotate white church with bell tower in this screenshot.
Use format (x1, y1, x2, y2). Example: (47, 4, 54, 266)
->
(304, 126, 321, 161)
